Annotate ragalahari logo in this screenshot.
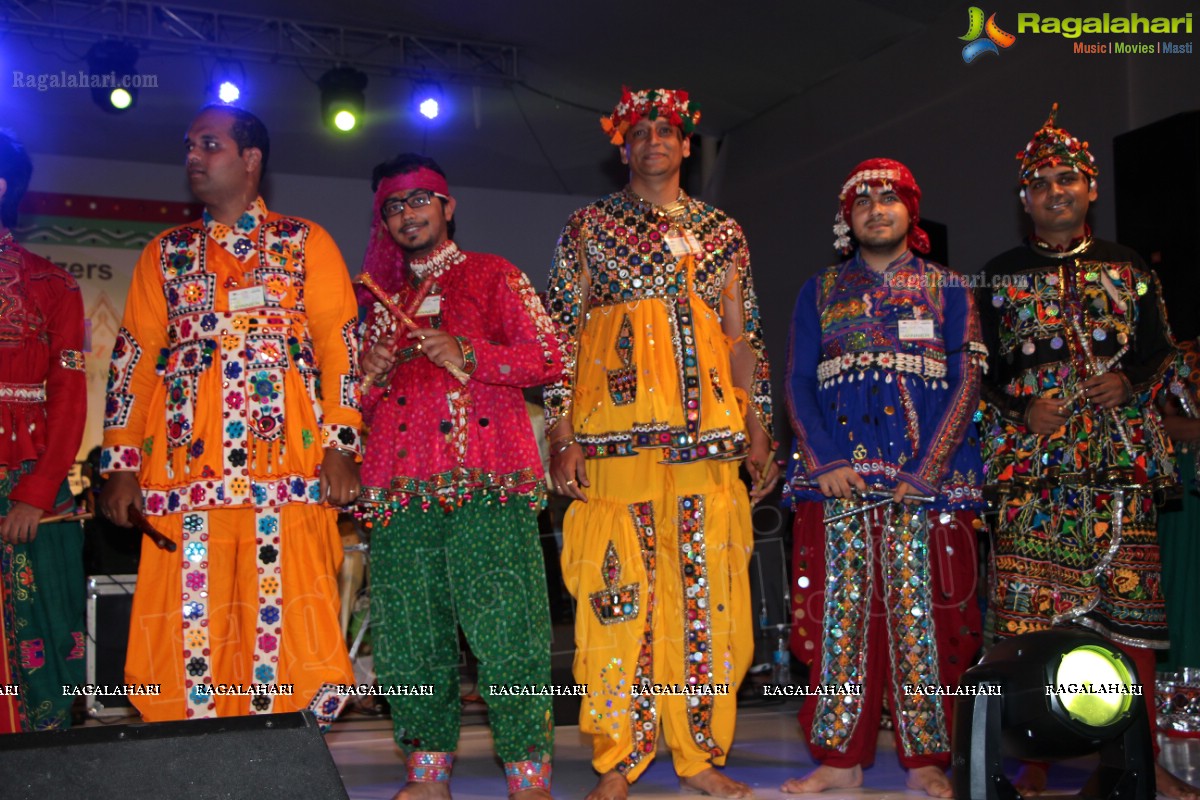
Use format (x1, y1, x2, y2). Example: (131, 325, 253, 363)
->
(960, 7, 1017, 62)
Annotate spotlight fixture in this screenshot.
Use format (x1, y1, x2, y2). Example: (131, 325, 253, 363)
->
(210, 61, 246, 105)
(413, 82, 443, 121)
(952, 628, 1154, 800)
(319, 67, 368, 132)
(86, 40, 139, 113)
(217, 81, 241, 104)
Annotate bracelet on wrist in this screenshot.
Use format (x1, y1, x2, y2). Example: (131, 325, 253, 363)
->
(551, 438, 578, 456)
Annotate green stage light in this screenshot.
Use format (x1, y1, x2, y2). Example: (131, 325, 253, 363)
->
(319, 67, 367, 134)
(952, 628, 1153, 800)
(1055, 645, 1133, 726)
(109, 87, 133, 110)
(87, 41, 139, 113)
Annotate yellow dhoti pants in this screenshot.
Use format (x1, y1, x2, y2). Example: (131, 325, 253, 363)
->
(563, 451, 754, 781)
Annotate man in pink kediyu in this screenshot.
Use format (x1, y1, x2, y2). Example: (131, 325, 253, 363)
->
(357, 153, 566, 800)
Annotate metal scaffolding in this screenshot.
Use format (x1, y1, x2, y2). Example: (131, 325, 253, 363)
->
(1, 0, 521, 82)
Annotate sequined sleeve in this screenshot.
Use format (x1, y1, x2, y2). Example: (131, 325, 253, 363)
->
(358, 300, 396, 424)
(462, 261, 566, 388)
(101, 238, 171, 475)
(1125, 268, 1176, 394)
(542, 210, 590, 434)
(8, 260, 87, 512)
(896, 278, 985, 496)
(977, 264, 1031, 425)
(721, 229, 773, 439)
(786, 276, 850, 476)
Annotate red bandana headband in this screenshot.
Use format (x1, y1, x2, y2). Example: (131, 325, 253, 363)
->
(358, 167, 452, 305)
(600, 86, 701, 146)
(372, 167, 450, 217)
(833, 158, 929, 254)
(1016, 102, 1098, 187)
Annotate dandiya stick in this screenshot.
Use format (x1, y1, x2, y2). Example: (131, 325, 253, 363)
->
(128, 506, 178, 552)
(38, 512, 93, 525)
(355, 273, 469, 386)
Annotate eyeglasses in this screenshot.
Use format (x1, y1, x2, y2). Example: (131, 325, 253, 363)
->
(381, 190, 446, 218)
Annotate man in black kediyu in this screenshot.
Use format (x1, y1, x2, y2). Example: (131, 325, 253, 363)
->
(978, 103, 1196, 799)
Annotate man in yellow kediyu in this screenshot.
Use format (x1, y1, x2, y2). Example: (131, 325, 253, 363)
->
(545, 87, 778, 800)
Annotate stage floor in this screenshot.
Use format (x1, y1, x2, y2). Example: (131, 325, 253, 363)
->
(323, 700, 1200, 800)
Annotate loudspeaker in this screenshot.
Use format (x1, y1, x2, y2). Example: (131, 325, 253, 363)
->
(0, 711, 348, 799)
(1114, 110, 1200, 342)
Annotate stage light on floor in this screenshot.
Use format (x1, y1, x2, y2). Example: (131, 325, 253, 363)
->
(952, 627, 1153, 800)
(319, 67, 367, 133)
(87, 41, 139, 113)
(418, 97, 439, 120)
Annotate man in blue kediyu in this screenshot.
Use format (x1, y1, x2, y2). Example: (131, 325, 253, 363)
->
(781, 158, 985, 797)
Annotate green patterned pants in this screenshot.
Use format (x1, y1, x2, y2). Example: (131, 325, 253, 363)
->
(1, 467, 85, 731)
(370, 495, 554, 763)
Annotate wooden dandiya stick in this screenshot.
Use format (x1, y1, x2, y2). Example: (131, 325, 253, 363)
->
(355, 273, 469, 385)
(38, 512, 93, 525)
(127, 506, 178, 552)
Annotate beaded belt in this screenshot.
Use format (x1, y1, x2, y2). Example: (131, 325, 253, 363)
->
(0, 382, 46, 403)
(817, 351, 946, 385)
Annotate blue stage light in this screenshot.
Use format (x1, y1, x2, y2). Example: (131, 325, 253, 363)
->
(217, 81, 241, 104)
(418, 97, 439, 120)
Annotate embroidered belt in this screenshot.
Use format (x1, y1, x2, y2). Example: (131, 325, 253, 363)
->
(817, 351, 946, 385)
(167, 308, 308, 347)
(0, 382, 46, 403)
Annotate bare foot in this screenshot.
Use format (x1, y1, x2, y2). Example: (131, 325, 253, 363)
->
(906, 766, 952, 799)
(681, 767, 754, 797)
(1157, 763, 1200, 800)
(584, 771, 628, 800)
(780, 764, 863, 794)
(1012, 762, 1047, 797)
(391, 782, 452, 800)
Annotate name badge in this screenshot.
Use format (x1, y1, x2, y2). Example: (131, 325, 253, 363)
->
(228, 285, 265, 311)
(415, 294, 442, 317)
(898, 319, 935, 340)
(665, 230, 701, 257)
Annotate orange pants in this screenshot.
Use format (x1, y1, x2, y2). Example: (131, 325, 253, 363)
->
(125, 504, 352, 721)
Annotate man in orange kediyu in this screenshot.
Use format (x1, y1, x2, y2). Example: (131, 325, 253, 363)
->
(100, 106, 359, 721)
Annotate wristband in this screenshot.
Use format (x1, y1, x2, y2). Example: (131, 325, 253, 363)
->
(551, 438, 578, 456)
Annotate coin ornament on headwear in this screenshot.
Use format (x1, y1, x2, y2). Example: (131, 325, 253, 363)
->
(832, 157, 930, 254)
(600, 87, 701, 146)
(1016, 102, 1098, 195)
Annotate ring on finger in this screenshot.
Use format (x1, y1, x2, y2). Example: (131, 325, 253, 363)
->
(566, 479, 576, 486)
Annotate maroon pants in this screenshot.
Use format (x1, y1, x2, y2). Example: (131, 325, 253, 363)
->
(792, 502, 983, 768)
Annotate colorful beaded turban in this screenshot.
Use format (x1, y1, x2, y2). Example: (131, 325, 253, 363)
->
(600, 87, 700, 146)
(1017, 103, 1098, 186)
(833, 157, 930, 254)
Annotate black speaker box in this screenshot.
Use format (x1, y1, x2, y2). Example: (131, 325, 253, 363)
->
(0, 711, 348, 799)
